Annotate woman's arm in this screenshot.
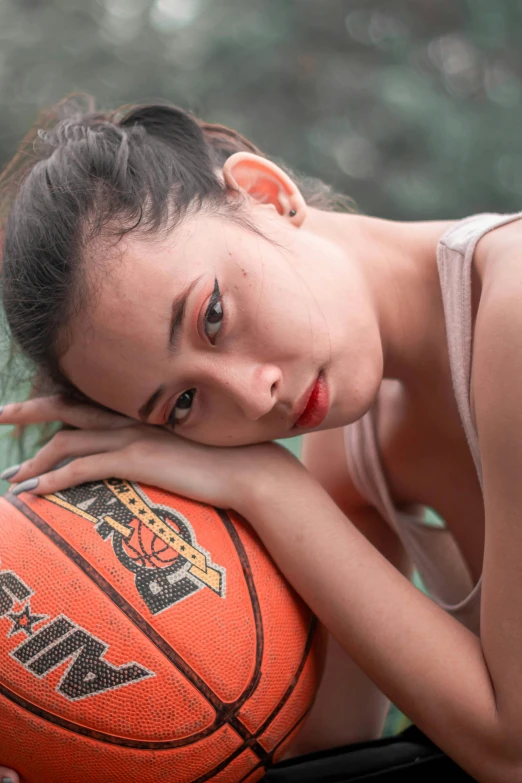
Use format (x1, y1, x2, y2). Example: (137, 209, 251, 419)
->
(238, 464, 512, 783)
(287, 428, 411, 755)
(470, 255, 522, 751)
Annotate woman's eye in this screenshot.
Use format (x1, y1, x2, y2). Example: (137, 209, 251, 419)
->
(204, 279, 224, 344)
(166, 280, 224, 429)
(168, 388, 196, 427)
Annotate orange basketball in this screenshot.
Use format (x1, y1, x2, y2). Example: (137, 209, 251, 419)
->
(0, 478, 324, 783)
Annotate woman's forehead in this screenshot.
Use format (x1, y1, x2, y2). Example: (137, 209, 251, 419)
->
(101, 211, 259, 285)
(61, 216, 236, 374)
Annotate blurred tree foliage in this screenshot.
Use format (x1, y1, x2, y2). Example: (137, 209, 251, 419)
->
(1, 0, 522, 220)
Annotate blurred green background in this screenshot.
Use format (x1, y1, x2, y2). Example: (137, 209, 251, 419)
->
(0, 0, 521, 737)
(3, 0, 522, 464)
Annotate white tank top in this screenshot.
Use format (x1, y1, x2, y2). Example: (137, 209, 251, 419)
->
(343, 211, 522, 636)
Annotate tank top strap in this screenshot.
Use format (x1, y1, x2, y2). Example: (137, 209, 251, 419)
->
(437, 210, 522, 491)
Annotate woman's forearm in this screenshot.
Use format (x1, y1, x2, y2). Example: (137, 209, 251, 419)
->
(239, 468, 518, 783)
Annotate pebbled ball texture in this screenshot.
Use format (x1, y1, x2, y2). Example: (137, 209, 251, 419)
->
(0, 478, 323, 783)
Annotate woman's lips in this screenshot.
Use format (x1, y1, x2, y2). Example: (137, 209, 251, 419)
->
(293, 372, 329, 430)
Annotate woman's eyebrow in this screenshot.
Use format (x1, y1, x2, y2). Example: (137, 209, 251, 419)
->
(168, 275, 202, 355)
(138, 385, 165, 423)
(138, 274, 203, 422)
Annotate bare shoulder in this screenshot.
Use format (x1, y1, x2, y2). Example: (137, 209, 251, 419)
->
(471, 227, 522, 431)
(474, 215, 522, 280)
(301, 427, 411, 574)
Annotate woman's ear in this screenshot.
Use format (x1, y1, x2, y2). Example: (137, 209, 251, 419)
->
(222, 152, 306, 226)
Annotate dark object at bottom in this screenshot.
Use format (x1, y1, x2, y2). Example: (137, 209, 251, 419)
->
(262, 725, 477, 782)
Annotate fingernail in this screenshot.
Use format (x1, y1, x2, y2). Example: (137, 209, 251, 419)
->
(11, 478, 39, 495)
(0, 464, 20, 481)
(0, 406, 4, 414)
(2, 777, 14, 783)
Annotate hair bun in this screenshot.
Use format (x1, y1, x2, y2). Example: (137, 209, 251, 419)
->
(41, 120, 124, 152)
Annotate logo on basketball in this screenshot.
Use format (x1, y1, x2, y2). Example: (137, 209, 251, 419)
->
(0, 566, 154, 700)
(47, 479, 226, 614)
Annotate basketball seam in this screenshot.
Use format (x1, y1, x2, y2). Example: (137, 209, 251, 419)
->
(2, 494, 317, 772)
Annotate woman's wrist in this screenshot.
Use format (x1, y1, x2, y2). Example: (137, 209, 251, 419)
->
(233, 442, 311, 518)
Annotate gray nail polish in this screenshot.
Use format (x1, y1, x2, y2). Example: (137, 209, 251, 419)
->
(0, 406, 4, 415)
(11, 478, 39, 495)
(2, 777, 13, 783)
(0, 464, 20, 481)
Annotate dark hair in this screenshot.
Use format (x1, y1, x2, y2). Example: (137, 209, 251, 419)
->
(0, 93, 352, 405)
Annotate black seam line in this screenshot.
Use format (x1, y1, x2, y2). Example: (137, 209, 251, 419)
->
(6, 494, 263, 751)
(210, 508, 268, 760)
(189, 743, 259, 783)
(217, 510, 319, 758)
(5, 495, 314, 764)
(0, 682, 261, 783)
(228, 717, 266, 759)
(247, 616, 318, 768)
(255, 614, 318, 741)
(238, 706, 313, 783)
(227, 614, 318, 764)
(0, 682, 196, 750)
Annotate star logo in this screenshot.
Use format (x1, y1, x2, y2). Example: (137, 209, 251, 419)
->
(7, 604, 48, 637)
(46, 478, 226, 614)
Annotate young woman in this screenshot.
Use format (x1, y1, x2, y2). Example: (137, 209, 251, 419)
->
(0, 95, 521, 783)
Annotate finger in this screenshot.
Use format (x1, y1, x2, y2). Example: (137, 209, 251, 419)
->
(0, 395, 135, 430)
(3, 428, 139, 485)
(0, 767, 20, 783)
(11, 451, 136, 497)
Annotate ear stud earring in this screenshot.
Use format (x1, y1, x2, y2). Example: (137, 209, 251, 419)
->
(289, 209, 296, 217)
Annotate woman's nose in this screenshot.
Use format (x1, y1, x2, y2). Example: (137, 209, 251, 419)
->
(225, 363, 283, 421)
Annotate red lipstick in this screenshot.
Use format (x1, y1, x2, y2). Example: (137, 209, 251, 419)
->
(293, 372, 329, 430)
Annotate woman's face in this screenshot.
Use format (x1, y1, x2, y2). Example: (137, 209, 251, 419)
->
(62, 203, 383, 446)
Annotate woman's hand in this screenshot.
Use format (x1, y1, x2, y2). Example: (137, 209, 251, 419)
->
(0, 395, 304, 514)
(0, 767, 19, 783)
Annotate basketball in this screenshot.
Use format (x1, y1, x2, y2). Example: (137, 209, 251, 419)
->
(0, 478, 324, 783)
